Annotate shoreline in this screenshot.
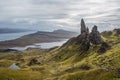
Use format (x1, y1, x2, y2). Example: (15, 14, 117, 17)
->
(9, 39, 68, 50)
(0, 30, 77, 49)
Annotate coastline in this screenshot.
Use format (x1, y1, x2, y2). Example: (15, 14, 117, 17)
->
(0, 30, 77, 49)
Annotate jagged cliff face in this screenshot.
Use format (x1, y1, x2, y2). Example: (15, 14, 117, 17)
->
(62, 19, 109, 53)
(79, 19, 105, 52)
(80, 19, 103, 45)
(79, 19, 90, 51)
(89, 25, 103, 45)
(81, 19, 87, 34)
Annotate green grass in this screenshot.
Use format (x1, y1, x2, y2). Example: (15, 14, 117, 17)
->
(0, 68, 43, 80)
(0, 29, 119, 80)
(59, 68, 115, 80)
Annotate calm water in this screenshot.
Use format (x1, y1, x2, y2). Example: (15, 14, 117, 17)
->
(10, 40, 68, 50)
(0, 31, 36, 41)
(0, 32, 68, 50)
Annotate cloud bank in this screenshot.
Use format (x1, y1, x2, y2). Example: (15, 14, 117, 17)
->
(0, 0, 120, 31)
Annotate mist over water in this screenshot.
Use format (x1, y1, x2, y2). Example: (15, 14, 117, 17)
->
(10, 39, 68, 50)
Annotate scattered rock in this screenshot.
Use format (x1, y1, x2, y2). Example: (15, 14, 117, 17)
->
(28, 58, 40, 66)
(79, 64, 91, 70)
(97, 42, 110, 53)
(115, 68, 120, 78)
(114, 28, 120, 34)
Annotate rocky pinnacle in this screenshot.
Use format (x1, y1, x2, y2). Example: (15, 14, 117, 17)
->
(89, 25, 103, 45)
(81, 19, 87, 34)
(79, 19, 104, 51)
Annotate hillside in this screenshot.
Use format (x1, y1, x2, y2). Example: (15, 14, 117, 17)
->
(0, 29, 78, 49)
(0, 19, 120, 80)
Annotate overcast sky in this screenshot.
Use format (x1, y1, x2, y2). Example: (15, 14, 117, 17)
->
(0, 0, 120, 32)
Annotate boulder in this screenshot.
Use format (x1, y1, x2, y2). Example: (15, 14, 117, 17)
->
(97, 42, 110, 53)
(28, 58, 40, 66)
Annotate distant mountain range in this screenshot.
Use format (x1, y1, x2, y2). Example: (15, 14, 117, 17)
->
(0, 28, 31, 34)
(0, 29, 78, 49)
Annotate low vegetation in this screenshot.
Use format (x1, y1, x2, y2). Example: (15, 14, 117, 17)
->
(0, 22, 120, 80)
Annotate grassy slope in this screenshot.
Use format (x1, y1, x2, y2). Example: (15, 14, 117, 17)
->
(0, 30, 120, 80)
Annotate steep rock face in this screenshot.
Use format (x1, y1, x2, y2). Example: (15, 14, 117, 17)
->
(89, 25, 103, 45)
(81, 19, 87, 34)
(64, 19, 108, 53)
(79, 19, 90, 51)
(79, 32, 90, 51)
(78, 19, 105, 52)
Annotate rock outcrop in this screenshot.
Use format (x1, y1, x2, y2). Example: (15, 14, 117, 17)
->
(79, 32, 90, 51)
(89, 25, 103, 45)
(78, 19, 107, 53)
(81, 19, 87, 34)
(79, 19, 90, 51)
(114, 29, 120, 34)
(28, 58, 40, 66)
(97, 42, 110, 53)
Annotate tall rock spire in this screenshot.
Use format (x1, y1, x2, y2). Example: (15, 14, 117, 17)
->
(86, 27, 89, 34)
(92, 25, 97, 32)
(81, 19, 87, 34)
(78, 19, 90, 51)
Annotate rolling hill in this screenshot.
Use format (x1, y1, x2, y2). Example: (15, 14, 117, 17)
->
(0, 29, 78, 49)
(0, 19, 120, 80)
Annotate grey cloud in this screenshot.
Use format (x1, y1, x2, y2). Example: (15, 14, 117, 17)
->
(0, 0, 120, 31)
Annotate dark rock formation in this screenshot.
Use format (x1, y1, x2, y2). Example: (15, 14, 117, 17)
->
(78, 19, 107, 53)
(115, 68, 120, 78)
(97, 42, 110, 53)
(28, 58, 40, 66)
(79, 19, 90, 51)
(114, 28, 120, 34)
(89, 25, 103, 45)
(79, 32, 90, 51)
(86, 27, 89, 34)
(79, 64, 91, 70)
(81, 19, 87, 34)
